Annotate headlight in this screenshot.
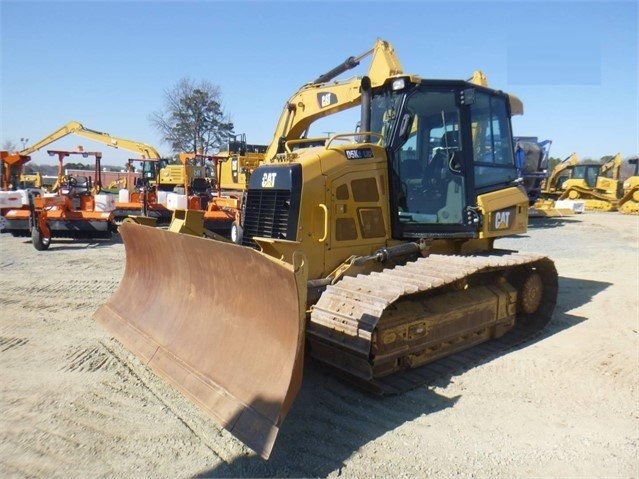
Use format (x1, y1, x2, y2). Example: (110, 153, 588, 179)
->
(391, 78, 406, 91)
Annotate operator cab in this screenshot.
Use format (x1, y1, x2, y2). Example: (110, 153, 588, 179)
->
(570, 164, 601, 188)
(372, 79, 520, 239)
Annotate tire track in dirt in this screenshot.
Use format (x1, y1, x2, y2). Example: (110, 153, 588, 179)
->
(2, 338, 222, 477)
(63, 344, 119, 372)
(0, 336, 29, 352)
(214, 364, 450, 476)
(0, 278, 121, 321)
(17, 279, 121, 298)
(2, 214, 638, 478)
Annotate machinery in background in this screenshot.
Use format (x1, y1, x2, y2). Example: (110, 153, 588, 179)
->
(172, 136, 268, 242)
(17, 120, 162, 161)
(18, 171, 44, 189)
(617, 157, 639, 214)
(514, 137, 552, 204)
(557, 153, 624, 211)
(173, 151, 238, 238)
(157, 150, 210, 193)
(216, 134, 267, 190)
(529, 152, 583, 216)
(4, 149, 117, 250)
(111, 157, 172, 225)
(513, 137, 576, 217)
(0, 151, 34, 230)
(1, 150, 30, 190)
(94, 39, 558, 459)
(539, 153, 578, 196)
(9, 120, 177, 224)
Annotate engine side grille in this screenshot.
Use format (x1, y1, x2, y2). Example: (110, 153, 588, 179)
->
(242, 189, 292, 247)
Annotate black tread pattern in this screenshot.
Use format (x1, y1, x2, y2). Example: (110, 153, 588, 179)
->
(310, 251, 559, 395)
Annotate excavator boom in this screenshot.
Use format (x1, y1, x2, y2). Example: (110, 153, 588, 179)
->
(264, 39, 405, 160)
(19, 121, 162, 160)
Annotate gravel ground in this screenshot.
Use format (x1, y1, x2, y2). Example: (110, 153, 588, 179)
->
(1, 211, 637, 478)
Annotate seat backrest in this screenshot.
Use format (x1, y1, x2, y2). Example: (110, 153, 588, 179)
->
(402, 159, 421, 179)
(190, 177, 209, 194)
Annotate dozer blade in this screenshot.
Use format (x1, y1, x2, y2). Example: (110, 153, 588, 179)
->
(94, 223, 307, 459)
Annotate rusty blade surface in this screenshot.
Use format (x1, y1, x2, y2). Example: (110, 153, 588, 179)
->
(94, 223, 306, 459)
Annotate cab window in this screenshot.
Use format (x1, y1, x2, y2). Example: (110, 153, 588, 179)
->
(391, 89, 466, 225)
(471, 93, 518, 189)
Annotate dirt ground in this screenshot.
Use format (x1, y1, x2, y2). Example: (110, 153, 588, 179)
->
(0, 212, 637, 478)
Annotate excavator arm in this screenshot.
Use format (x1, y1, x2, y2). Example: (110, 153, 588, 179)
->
(599, 152, 623, 179)
(264, 39, 405, 160)
(19, 121, 162, 160)
(543, 152, 579, 192)
(264, 39, 523, 161)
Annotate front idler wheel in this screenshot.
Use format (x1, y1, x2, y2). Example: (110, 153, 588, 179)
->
(519, 271, 543, 315)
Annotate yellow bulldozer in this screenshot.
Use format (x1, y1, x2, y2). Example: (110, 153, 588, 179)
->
(557, 152, 624, 211)
(618, 157, 639, 214)
(529, 152, 582, 216)
(94, 39, 558, 459)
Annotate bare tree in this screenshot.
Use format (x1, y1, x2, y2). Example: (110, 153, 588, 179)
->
(150, 78, 234, 155)
(2, 140, 18, 152)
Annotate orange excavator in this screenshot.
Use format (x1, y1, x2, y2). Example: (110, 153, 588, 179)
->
(4, 149, 117, 249)
(95, 39, 558, 459)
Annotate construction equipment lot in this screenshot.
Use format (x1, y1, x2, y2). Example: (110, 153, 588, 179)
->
(1, 213, 637, 478)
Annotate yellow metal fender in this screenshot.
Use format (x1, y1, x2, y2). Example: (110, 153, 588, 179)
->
(94, 222, 308, 459)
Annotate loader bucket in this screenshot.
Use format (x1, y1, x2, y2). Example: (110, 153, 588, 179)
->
(94, 223, 307, 459)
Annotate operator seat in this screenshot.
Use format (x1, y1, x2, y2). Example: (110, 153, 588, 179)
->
(135, 177, 150, 189)
(190, 177, 210, 195)
(423, 132, 457, 188)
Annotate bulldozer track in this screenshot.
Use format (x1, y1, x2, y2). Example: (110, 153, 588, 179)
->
(367, 316, 553, 395)
(560, 186, 619, 211)
(310, 250, 558, 395)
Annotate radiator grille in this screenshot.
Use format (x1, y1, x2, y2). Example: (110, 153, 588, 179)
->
(242, 189, 292, 247)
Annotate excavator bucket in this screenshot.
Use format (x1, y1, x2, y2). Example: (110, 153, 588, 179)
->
(94, 223, 308, 459)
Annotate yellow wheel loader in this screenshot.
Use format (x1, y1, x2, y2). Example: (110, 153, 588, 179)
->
(94, 39, 558, 459)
